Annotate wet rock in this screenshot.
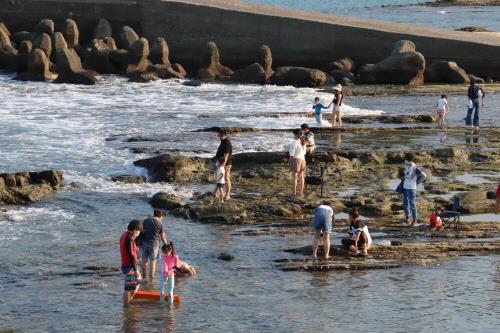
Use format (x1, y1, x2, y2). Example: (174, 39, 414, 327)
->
(217, 253, 234, 261)
(0, 170, 63, 204)
(14, 48, 56, 81)
(86, 39, 119, 74)
(153, 64, 185, 79)
(133, 154, 210, 183)
(33, 33, 52, 59)
(149, 37, 170, 65)
(125, 37, 149, 74)
(34, 19, 54, 36)
(54, 47, 99, 85)
(11, 31, 32, 43)
(118, 26, 139, 50)
(172, 63, 187, 77)
(231, 63, 267, 84)
(459, 191, 488, 213)
(270, 66, 327, 87)
(111, 175, 146, 184)
(62, 19, 79, 49)
(190, 200, 247, 222)
(150, 192, 187, 210)
(195, 41, 233, 80)
(94, 19, 113, 40)
(69, 181, 87, 189)
(127, 71, 159, 83)
(424, 61, 470, 84)
(455, 26, 493, 32)
(359, 40, 425, 85)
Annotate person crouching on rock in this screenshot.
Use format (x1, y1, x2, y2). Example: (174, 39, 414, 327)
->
(312, 203, 334, 259)
(341, 208, 372, 256)
(301, 123, 316, 155)
(212, 156, 226, 203)
(120, 219, 142, 307)
(288, 129, 307, 196)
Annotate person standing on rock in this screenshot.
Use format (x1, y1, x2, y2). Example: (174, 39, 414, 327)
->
(120, 219, 142, 307)
(300, 123, 315, 154)
(140, 209, 168, 281)
(466, 81, 485, 130)
(288, 129, 307, 196)
(331, 84, 345, 128)
(312, 203, 334, 259)
(401, 153, 426, 226)
(215, 128, 233, 201)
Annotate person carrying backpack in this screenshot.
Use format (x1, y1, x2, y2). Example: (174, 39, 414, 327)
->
(466, 81, 485, 129)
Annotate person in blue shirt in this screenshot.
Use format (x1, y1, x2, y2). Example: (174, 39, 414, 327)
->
(312, 97, 331, 125)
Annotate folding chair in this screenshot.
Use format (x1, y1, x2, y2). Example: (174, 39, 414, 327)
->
(439, 197, 460, 232)
(304, 165, 325, 198)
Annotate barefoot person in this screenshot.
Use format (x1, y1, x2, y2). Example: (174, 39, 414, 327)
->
(288, 129, 306, 196)
(211, 156, 226, 203)
(120, 220, 142, 307)
(435, 94, 450, 128)
(312, 203, 334, 259)
(140, 209, 168, 281)
(331, 84, 344, 128)
(341, 208, 372, 256)
(215, 128, 233, 200)
(159, 243, 180, 304)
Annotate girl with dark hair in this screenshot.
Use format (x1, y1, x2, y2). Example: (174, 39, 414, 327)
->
(341, 208, 372, 256)
(160, 242, 180, 304)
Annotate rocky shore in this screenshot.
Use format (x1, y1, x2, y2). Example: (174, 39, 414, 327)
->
(0, 170, 63, 204)
(1, 18, 497, 88)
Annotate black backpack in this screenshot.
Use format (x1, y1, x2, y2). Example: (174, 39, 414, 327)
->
(468, 85, 480, 99)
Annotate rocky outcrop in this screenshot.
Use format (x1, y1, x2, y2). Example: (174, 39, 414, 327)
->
(54, 47, 99, 85)
(124, 37, 149, 74)
(111, 175, 146, 184)
(0, 170, 63, 204)
(0, 28, 18, 71)
(16, 40, 32, 72)
(270, 66, 327, 87)
(325, 57, 355, 72)
(14, 48, 56, 81)
(11, 31, 31, 43)
(133, 154, 210, 183)
(33, 19, 54, 37)
(33, 32, 52, 59)
(424, 61, 470, 84)
(149, 37, 170, 65)
(62, 19, 79, 49)
(359, 40, 425, 85)
(195, 42, 233, 80)
(258, 44, 273, 79)
(86, 38, 119, 74)
(150, 192, 187, 210)
(53, 32, 67, 51)
(455, 26, 493, 32)
(118, 25, 139, 50)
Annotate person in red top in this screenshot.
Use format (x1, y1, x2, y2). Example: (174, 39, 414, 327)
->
(120, 219, 142, 307)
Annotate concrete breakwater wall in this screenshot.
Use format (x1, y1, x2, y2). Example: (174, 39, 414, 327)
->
(1, 0, 499, 77)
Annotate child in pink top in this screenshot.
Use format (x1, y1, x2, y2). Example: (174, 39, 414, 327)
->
(160, 242, 180, 304)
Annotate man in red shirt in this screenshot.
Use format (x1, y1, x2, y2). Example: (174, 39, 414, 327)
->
(120, 219, 142, 307)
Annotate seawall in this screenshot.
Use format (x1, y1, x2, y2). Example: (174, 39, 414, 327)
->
(1, 0, 500, 77)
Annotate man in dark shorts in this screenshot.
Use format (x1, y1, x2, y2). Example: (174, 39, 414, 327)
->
(215, 128, 233, 200)
(140, 209, 168, 281)
(119, 219, 142, 307)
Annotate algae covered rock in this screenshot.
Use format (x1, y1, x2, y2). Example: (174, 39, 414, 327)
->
(150, 192, 187, 210)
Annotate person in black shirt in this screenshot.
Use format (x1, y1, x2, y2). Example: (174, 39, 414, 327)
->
(466, 81, 485, 129)
(215, 128, 233, 200)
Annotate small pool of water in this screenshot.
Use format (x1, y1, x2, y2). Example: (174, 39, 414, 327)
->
(461, 214, 500, 223)
(335, 212, 369, 220)
(426, 191, 463, 201)
(455, 173, 499, 185)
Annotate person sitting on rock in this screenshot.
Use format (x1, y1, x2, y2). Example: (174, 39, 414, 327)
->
(212, 156, 226, 203)
(312, 203, 334, 259)
(312, 97, 330, 126)
(341, 208, 372, 256)
(300, 123, 316, 154)
(288, 129, 307, 196)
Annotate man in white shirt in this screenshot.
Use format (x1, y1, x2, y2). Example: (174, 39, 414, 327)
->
(288, 129, 306, 196)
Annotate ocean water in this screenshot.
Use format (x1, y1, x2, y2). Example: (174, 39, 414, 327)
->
(244, 0, 500, 31)
(0, 72, 499, 332)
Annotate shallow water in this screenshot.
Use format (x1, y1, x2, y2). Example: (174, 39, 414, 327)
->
(245, 0, 500, 31)
(1, 74, 499, 332)
(461, 213, 500, 222)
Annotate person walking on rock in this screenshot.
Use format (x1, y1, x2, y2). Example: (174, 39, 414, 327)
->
(301, 123, 315, 154)
(312, 203, 334, 259)
(120, 219, 142, 307)
(288, 129, 306, 196)
(215, 128, 233, 201)
(140, 209, 168, 281)
(400, 153, 426, 226)
(466, 81, 485, 129)
(331, 84, 345, 128)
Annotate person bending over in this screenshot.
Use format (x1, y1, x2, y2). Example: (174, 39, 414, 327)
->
(312, 203, 334, 259)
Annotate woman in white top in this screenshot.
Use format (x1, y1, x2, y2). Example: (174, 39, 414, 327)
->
(435, 94, 450, 128)
(288, 129, 306, 196)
